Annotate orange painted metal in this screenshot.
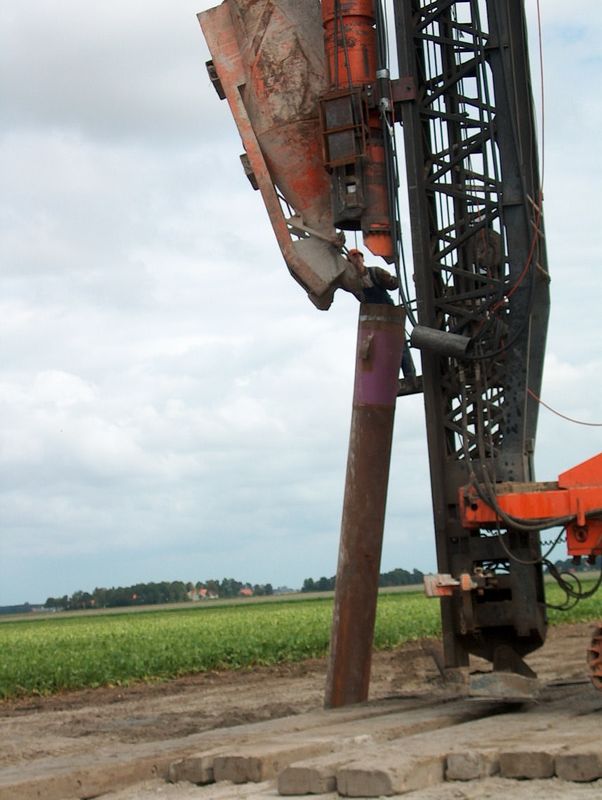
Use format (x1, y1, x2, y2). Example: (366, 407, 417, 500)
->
(559, 452, 602, 488)
(320, 0, 395, 260)
(459, 453, 602, 558)
(322, 0, 377, 86)
(363, 136, 393, 259)
(199, 0, 349, 308)
(200, 0, 396, 301)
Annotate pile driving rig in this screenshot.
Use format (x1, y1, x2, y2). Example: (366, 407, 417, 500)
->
(199, 0, 602, 703)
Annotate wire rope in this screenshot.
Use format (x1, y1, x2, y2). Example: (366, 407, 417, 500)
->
(527, 389, 602, 428)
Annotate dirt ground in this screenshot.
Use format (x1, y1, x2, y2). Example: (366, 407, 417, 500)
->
(1, 622, 601, 799)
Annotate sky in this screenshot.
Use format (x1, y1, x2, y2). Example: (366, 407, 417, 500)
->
(1, 1, 600, 605)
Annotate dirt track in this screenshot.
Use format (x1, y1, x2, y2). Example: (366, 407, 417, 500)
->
(1, 622, 601, 799)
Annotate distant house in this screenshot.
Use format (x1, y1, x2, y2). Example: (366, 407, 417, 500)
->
(187, 586, 219, 601)
(238, 587, 254, 597)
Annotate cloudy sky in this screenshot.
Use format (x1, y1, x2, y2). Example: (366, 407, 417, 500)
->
(1, 1, 600, 605)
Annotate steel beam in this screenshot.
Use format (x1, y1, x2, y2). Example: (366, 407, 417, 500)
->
(393, 0, 549, 670)
(325, 303, 404, 708)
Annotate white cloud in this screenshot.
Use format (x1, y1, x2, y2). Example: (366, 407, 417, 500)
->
(32, 370, 97, 407)
(0, 1, 600, 604)
(0, 0, 224, 144)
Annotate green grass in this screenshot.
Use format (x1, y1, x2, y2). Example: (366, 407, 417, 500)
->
(545, 578, 602, 624)
(0, 585, 600, 700)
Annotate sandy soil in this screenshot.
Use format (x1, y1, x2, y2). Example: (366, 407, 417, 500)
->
(1, 622, 600, 798)
(99, 777, 602, 799)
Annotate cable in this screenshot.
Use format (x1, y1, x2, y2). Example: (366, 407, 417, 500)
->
(544, 566, 582, 611)
(528, 388, 602, 428)
(332, 0, 354, 90)
(479, 476, 602, 610)
(373, 0, 417, 327)
(460, 354, 602, 611)
(542, 529, 566, 549)
(545, 560, 602, 610)
(462, 0, 547, 362)
(488, 1, 546, 307)
(493, 524, 566, 567)
(472, 467, 602, 534)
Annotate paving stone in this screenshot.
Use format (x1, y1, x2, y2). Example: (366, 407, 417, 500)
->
(499, 750, 555, 779)
(168, 751, 220, 784)
(337, 754, 445, 797)
(555, 751, 602, 782)
(213, 740, 333, 784)
(278, 751, 356, 795)
(167, 700, 480, 792)
(445, 749, 499, 780)
(278, 762, 337, 795)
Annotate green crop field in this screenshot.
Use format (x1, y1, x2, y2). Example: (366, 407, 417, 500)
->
(1, 585, 601, 700)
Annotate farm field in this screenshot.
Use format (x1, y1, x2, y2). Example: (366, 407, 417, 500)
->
(1, 582, 601, 700)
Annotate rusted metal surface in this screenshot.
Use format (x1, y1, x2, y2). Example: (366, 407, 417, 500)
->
(395, 0, 549, 671)
(468, 671, 540, 702)
(424, 573, 477, 598)
(587, 623, 602, 690)
(322, 0, 377, 86)
(320, 0, 395, 260)
(325, 303, 404, 709)
(391, 76, 416, 103)
(199, 0, 349, 308)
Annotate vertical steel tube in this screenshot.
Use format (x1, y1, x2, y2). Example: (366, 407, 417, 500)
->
(325, 303, 404, 708)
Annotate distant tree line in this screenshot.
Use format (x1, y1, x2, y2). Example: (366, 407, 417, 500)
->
(301, 567, 424, 593)
(0, 603, 43, 616)
(44, 578, 273, 610)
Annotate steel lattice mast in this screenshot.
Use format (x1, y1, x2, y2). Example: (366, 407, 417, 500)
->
(394, 0, 550, 672)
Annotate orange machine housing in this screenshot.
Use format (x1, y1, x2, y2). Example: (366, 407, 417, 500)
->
(460, 453, 602, 558)
(320, 0, 395, 260)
